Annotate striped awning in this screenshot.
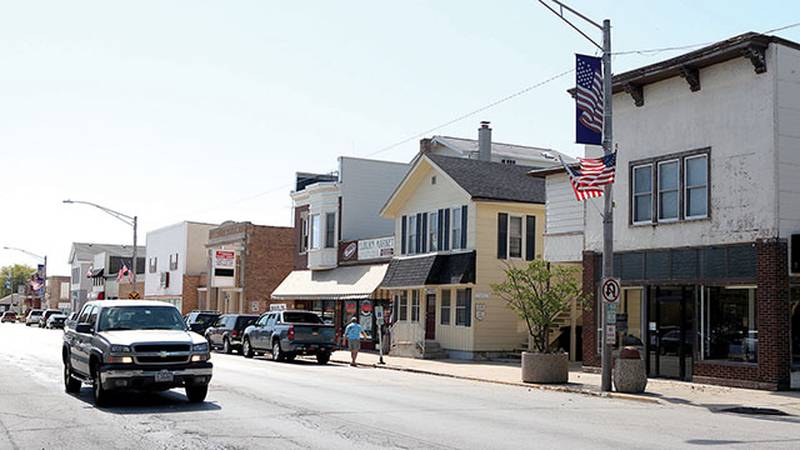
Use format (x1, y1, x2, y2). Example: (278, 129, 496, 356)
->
(272, 264, 388, 301)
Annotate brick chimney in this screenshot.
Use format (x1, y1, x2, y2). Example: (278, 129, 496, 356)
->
(478, 121, 492, 161)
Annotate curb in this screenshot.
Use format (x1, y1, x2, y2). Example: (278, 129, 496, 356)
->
(331, 358, 661, 405)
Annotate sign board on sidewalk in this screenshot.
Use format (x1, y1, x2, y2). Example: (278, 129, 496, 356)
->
(601, 277, 621, 303)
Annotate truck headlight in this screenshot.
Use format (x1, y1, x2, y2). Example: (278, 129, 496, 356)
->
(192, 343, 209, 353)
(107, 355, 134, 364)
(110, 345, 132, 353)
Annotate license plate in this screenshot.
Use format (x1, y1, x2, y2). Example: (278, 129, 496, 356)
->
(155, 370, 174, 383)
(312, 331, 319, 336)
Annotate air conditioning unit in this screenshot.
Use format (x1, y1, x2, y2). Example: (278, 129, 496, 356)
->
(791, 234, 799, 275)
(160, 272, 170, 289)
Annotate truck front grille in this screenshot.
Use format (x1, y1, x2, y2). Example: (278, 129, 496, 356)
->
(133, 344, 191, 353)
(135, 355, 190, 364)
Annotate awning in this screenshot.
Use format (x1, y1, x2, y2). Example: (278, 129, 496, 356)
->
(381, 251, 475, 288)
(272, 264, 389, 301)
(89, 268, 104, 278)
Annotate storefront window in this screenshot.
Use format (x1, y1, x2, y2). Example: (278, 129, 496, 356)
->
(701, 286, 757, 363)
(311, 300, 336, 324)
(619, 288, 643, 348)
(396, 292, 408, 321)
(411, 290, 420, 322)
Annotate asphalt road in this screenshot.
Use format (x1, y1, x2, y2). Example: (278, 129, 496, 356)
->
(1, 323, 799, 449)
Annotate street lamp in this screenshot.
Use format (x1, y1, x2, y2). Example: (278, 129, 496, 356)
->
(2, 246, 47, 308)
(62, 200, 139, 288)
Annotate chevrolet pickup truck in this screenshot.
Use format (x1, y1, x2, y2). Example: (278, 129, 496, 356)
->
(241, 310, 335, 364)
(62, 300, 213, 406)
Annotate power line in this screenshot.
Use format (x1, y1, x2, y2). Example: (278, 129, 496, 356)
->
(186, 67, 576, 216)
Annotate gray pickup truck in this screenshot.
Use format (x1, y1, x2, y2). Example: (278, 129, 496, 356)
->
(62, 300, 213, 406)
(241, 310, 335, 364)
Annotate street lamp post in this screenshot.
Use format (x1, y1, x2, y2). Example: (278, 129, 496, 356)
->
(2, 246, 47, 308)
(539, 0, 615, 392)
(62, 200, 139, 288)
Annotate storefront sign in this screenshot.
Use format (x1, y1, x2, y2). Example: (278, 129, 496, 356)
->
(475, 302, 486, 321)
(215, 250, 235, 268)
(345, 300, 357, 315)
(212, 249, 236, 287)
(358, 237, 394, 260)
(270, 303, 287, 312)
(360, 300, 373, 315)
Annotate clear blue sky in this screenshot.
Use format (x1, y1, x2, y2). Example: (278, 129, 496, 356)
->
(1, 0, 798, 275)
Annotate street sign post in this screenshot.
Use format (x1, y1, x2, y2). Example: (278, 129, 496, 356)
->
(374, 306, 385, 365)
(601, 277, 621, 303)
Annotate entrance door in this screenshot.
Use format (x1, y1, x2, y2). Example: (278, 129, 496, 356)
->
(648, 286, 694, 380)
(791, 288, 799, 389)
(425, 294, 436, 340)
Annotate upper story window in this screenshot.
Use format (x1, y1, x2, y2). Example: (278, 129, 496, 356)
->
(169, 253, 179, 271)
(658, 160, 679, 221)
(685, 155, 708, 219)
(632, 164, 653, 224)
(309, 214, 321, 249)
(429, 211, 438, 252)
(452, 207, 463, 250)
(324, 212, 336, 248)
(148, 257, 158, 274)
(299, 213, 309, 253)
(497, 213, 536, 260)
(400, 205, 467, 255)
(630, 150, 710, 225)
(407, 215, 417, 255)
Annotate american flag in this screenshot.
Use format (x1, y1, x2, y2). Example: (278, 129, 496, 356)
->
(576, 54, 603, 136)
(560, 152, 617, 201)
(117, 264, 132, 283)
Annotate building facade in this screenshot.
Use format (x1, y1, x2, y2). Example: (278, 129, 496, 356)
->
(68, 243, 144, 311)
(45, 276, 70, 311)
(144, 221, 217, 314)
(86, 250, 145, 301)
(580, 33, 800, 390)
(200, 221, 294, 315)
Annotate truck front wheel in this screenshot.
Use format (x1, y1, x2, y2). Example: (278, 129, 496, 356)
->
(185, 384, 208, 403)
(92, 363, 110, 407)
(64, 360, 81, 393)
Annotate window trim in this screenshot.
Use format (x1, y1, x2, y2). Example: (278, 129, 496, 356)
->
(508, 215, 524, 259)
(684, 154, 709, 220)
(632, 163, 654, 225)
(408, 215, 417, 255)
(324, 212, 336, 248)
(440, 289, 451, 325)
(429, 211, 438, 252)
(411, 290, 420, 322)
(657, 159, 680, 223)
(397, 292, 408, 321)
(451, 207, 463, 250)
(455, 288, 472, 327)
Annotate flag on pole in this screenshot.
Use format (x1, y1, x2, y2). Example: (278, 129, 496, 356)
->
(559, 152, 617, 201)
(575, 54, 603, 145)
(117, 264, 133, 283)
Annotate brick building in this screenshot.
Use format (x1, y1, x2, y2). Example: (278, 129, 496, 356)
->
(199, 221, 294, 315)
(577, 33, 800, 390)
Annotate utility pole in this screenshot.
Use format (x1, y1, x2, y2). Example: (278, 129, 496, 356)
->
(539, 1, 615, 391)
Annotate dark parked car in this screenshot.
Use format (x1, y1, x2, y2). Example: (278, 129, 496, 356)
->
(205, 314, 259, 354)
(1, 311, 17, 323)
(241, 310, 335, 364)
(184, 310, 220, 335)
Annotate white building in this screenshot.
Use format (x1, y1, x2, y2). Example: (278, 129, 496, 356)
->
(68, 242, 144, 311)
(144, 221, 216, 313)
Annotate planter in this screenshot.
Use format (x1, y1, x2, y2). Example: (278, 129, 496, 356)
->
(521, 352, 569, 384)
(613, 358, 648, 393)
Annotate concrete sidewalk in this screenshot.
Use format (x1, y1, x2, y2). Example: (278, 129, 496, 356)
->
(331, 351, 800, 416)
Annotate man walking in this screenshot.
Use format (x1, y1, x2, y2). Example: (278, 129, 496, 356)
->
(344, 316, 364, 367)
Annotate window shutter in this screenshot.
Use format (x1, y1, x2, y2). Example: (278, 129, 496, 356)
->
(497, 213, 508, 259)
(421, 212, 428, 253)
(460, 205, 468, 249)
(401, 216, 407, 255)
(437, 209, 444, 250)
(443, 209, 451, 250)
(525, 215, 536, 261)
(415, 213, 422, 254)
(465, 288, 472, 327)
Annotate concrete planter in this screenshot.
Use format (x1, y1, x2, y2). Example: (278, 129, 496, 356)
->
(613, 358, 648, 393)
(521, 352, 569, 384)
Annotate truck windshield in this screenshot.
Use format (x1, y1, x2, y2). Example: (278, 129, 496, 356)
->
(98, 306, 186, 331)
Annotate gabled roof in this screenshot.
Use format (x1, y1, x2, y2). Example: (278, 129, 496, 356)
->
(429, 136, 576, 166)
(68, 242, 145, 264)
(427, 154, 546, 204)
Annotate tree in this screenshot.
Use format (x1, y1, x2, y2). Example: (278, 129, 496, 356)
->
(491, 260, 585, 353)
(0, 264, 36, 298)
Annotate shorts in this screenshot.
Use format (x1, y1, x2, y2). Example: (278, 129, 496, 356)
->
(348, 340, 361, 351)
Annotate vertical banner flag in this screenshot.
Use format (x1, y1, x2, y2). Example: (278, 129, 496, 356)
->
(575, 54, 603, 145)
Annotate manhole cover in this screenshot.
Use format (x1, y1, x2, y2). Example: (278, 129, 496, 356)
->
(718, 406, 790, 416)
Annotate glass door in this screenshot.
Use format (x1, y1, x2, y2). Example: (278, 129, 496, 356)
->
(648, 286, 694, 380)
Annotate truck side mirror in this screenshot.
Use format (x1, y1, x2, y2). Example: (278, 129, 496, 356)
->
(75, 323, 93, 334)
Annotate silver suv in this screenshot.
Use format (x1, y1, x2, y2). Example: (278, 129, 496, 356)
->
(62, 300, 212, 406)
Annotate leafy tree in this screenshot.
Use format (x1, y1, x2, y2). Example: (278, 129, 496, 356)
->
(0, 264, 36, 297)
(492, 260, 585, 353)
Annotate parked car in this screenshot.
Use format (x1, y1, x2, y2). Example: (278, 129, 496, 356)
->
(63, 300, 213, 406)
(184, 310, 220, 335)
(46, 313, 68, 329)
(39, 309, 62, 328)
(1, 311, 17, 323)
(241, 310, 335, 364)
(205, 314, 258, 354)
(25, 309, 43, 326)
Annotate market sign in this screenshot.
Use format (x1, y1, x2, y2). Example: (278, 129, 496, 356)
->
(212, 249, 236, 287)
(357, 237, 394, 260)
(214, 250, 235, 268)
